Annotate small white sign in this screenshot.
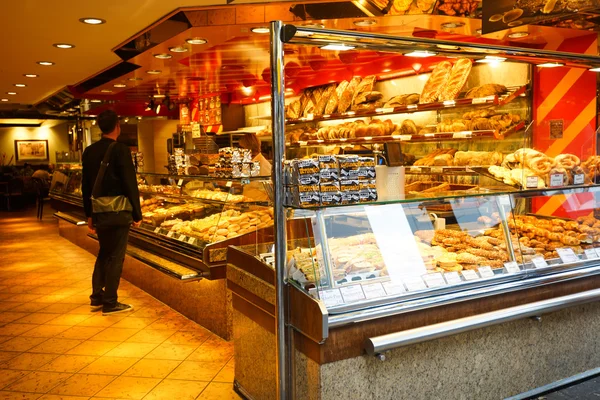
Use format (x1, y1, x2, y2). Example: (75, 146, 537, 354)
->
(154, 227, 161, 234)
(531, 256, 549, 269)
(431, 167, 444, 174)
(585, 248, 598, 260)
(187, 237, 197, 245)
(557, 248, 579, 264)
(166, 231, 175, 238)
(595, 248, 600, 258)
(177, 179, 184, 187)
(478, 266, 495, 279)
(410, 166, 421, 173)
(339, 285, 366, 303)
(382, 281, 406, 295)
(444, 271, 462, 285)
(574, 174, 585, 185)
(549, 174, 564, 188)
(503, 261, 521, 274)
(461, 270, 480, 281)
(399, 135, 412, 141)
(298, 141, 308, 146)
(526, 176, 540, 189)
(226, 181, 233, 188)
(178, 234, 187, 241)
(472, 97, 487, 105)
(422, 273, 446, 288)
(452, 131, 472, 139)
(319, 289, 344, 307)
(362, 283, 388, 299)
(404, 277, 427, 292)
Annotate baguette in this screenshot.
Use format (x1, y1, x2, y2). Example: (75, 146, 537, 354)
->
(338, 77, 361, 113)
(420, 61, 452, 104)
(325, 80, 348, 115)
(439, 59, 472, 101)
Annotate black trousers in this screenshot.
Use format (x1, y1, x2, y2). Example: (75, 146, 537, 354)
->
(90, 224, 130, 308)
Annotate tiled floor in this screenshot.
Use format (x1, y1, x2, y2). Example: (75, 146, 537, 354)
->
(0, 206, 240, 400)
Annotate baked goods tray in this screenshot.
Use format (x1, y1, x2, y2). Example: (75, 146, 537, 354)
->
(139, 190, 270, 207)
(285, 85, 528, 126)
(469, 167, 521, 189)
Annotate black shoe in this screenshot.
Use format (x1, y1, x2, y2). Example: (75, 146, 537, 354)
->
(90, 303, 103, 312)
(102, 302, 133, 316)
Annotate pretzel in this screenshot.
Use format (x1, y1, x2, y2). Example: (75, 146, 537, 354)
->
(554, 154, 581, 170)
(529, 156, 552, 175)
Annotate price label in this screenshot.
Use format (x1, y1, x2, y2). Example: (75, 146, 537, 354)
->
(423, 273, 446, 288)
(452, 131, 472, 139)
(574, 174, 585, 185)
(178, 234, 187, 241)
(362, 283, 388, 300)
(410, 166, 421, 173)
(154, 227, 161, 234)
(526, 176, 540, 188)
(399, 135, 412, 141)
(406, 104, 418, 110)
(404, 277, 427, 292)
(557, 248, 579, 264)
(549, 174, 564, 188)
(376, 107, 394, 114)
(478, 266, 495, 279)
(585, 248, 598, 260)
(226, 181, 233, 188)
(531, 256, 549, 269)
(503, 261, 521, 274)
(339, 285, 366, 303)
(444, 271, 462, 285)
(187, 237, 197, 245)
(595, 248, 600, 258)
(298, 141, 308, 146)
(472, 97, 487, 105)
(431, 167, 444, 174)
(319, 289, 344, 307)
(382, 281, 406, 295)
(461, 270, 480, 281)
(166, 231, 175, 238)
(177, 179, 184, 187)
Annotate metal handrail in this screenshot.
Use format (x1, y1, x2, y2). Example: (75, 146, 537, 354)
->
(364, 287, 600, 357)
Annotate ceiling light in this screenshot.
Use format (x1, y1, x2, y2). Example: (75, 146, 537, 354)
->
(320, 44, 355, 51)
(441, 22, 465, 29)
(124, 117, 129, 123)
(251, 27, 270, 34)
(404, 50, 438, 58)
(113, 84, 127, 88)
(476, 56, 507, 63)
(128, 77, 142, 81)
(14, 84, 26, 87)
(538, 62, 564, 68)
(153, 53, 172, 59)
(186, 38, 207, 45)
(6, 92, 17, 95)
(100, 89, 113, 93)
(53, 43, 75, 49)
(1, 99, 8, 102)
(90, 99, 102, 103)
(589, 67, 600, 72)
(37, 61, 54, 66)
(80, 18, 106, 25)
(146, 70, 162, 75)
(152, 94, 166, 98)
(92, 120, 96, 125)
(508, 31, 529, 38)
(24, 74, 38, 78)
(354, 19, 377, 27)
(137, 116, 142, 120)
(169, 46, 188, 53)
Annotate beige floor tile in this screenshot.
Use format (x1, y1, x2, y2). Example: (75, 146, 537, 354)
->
(0, 323, 36, 336)
(0, 313, 30, 324)
(0, 391, 42, 400)
(186, 343, 233, 364)
(128, 308, 164, 319)
(144, 379, 208, 400)
(88, 328, 139, 342)
(57, 327, 104, 341)
(167, 361, 223, 381)
(144, 343, 197, 361)
(0, 337, 48, 352)
(0, 352, 20, 363)
(109, 318, 155, 330)
(164, 330, 211, 346)
(213, 359, 235, 383)
(28, 339, 83, 355)
(0, 369, 30, 389)
(79, 357, 138, 376)
(40, 305, 80, 314)
(49, 374, 115, 397)
(39, 354, 96, 374)
(35, 295, 70, 304)
(6, 371, 72, 393)
(122, 359, 180, 379)
(20, 325, 70, 339)
(66, 341, 121, 357)
(7, 295, 43, 303)
(0, 353, 58, 371)
(0, 337, 13, 345)
(76, 316, 123, 328)
(45, 315, 92, 327)
(196, 382, 241, 400)
(95, 376, 160, 399)
(38, 395, 90, 400)
(66, 305, 97, 315)
(27, 287, 63, 295)
(16, 313, 59, 325)
(10, 303, 49, 313)
(146, 318, 190, 331)
(124, 330, 174, 345)
(103, 343, 157, 359)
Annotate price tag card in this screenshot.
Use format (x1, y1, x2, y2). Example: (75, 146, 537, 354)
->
(531, 256, 549, 269)
(404, 277, 427, 292)
(319, 289, 344, 307)
(166, 231, 175, 238)
(478, 266, 495, 279)
(178, 234, 187, 241)
(503, 261, 521, 274)
(444, 271, 462, 285)
(154, 227, 161, 234)
(177, 179, 184, 187)
(585, 248, 598, 260)
(452, 132, 472, 139)
(406, 104, 418, 110)
(400, 135, 412, 141)
(549, 174, 564, 188)
(362, 283, 388, 299)
(422, 273, 446, 288)
(298, 141, 308, 146)
(410, 166, 421, 173)
(557, 248, 579, 264)
(526, 176, 540, 189)
(472, 97, 487, 105)
(382, 281, 406, 295)
(226, 181, 233, 188)
(595, 248, 600, 258)
(339, 285, 366, 303)
(187, 237, 197, 245)
(461, 270, 480, 281)
(431, 167, 444, 174)
(574, 174, 585, 185)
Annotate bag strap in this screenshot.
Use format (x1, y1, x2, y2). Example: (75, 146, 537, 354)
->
(92, 142, 118, 198)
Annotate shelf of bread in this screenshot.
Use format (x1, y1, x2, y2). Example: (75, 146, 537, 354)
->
(139, 189, 268, 207)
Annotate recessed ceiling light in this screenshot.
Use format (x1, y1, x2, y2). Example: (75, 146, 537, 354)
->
(251, 27, 270, 34)
(153, 53, 172, 59)
(146, 70, 162, 75)
(23, 74, 38, 78)
(90, 99, 102, 103)
(353, 19, 377, 27)
(113, 84, 127, 88)
(476, 56, 507, 63)
(100, 89, 113, 93)
(538, 62, 564, 68)
(53, 43, 75, 49)
(186, 38, 207, 45)
(1, 99, 8, 102)
(404, 50, 438, 58)
(441, 22, 465, 29)
(169, 46, 188, 53)
(589, 67, 600, 72)
(6, 92, 17, 95)
(37, 61, 54, 66)
(14, 84, 26, 87)
(80, 17, 106, 25)
(320, 44, 355, 51)
(128, 77, 143, 81)
(508, 31, 529, 38)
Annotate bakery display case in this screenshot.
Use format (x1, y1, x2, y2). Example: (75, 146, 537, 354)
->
(50, 165, 84, 213)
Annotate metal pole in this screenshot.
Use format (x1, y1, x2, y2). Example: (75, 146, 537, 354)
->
(270, 20, 289, 400)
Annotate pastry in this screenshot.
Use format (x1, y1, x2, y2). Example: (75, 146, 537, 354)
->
(465, 84, 508, 99)
(400, 119, 418, 135)
(439, 59, 473, 101)
(420, 61, 453, 104)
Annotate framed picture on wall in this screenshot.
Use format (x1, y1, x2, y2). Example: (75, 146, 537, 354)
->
(14, 139, 49, 162)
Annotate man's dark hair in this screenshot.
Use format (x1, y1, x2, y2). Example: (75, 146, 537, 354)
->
(97, 110, 119, 134)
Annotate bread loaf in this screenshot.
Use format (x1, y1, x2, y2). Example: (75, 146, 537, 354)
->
(314, 84, 336, 116)
(420, 61, 452, 103)
(325, 80, 348, 115)
(338, 77, 361, 113)
(439, 59, 472, 101)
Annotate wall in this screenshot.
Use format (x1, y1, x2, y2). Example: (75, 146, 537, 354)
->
(0, 122, 71, 165)
(137, 119, 180, 173)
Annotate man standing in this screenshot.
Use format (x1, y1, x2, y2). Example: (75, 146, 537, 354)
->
(82, 110, 142, 315)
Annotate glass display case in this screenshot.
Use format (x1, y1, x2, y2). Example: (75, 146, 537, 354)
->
(50, 165, 83, 208)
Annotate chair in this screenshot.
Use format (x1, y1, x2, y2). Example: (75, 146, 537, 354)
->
(1, 178, 24, 211)
(32, 178, 50, 219)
